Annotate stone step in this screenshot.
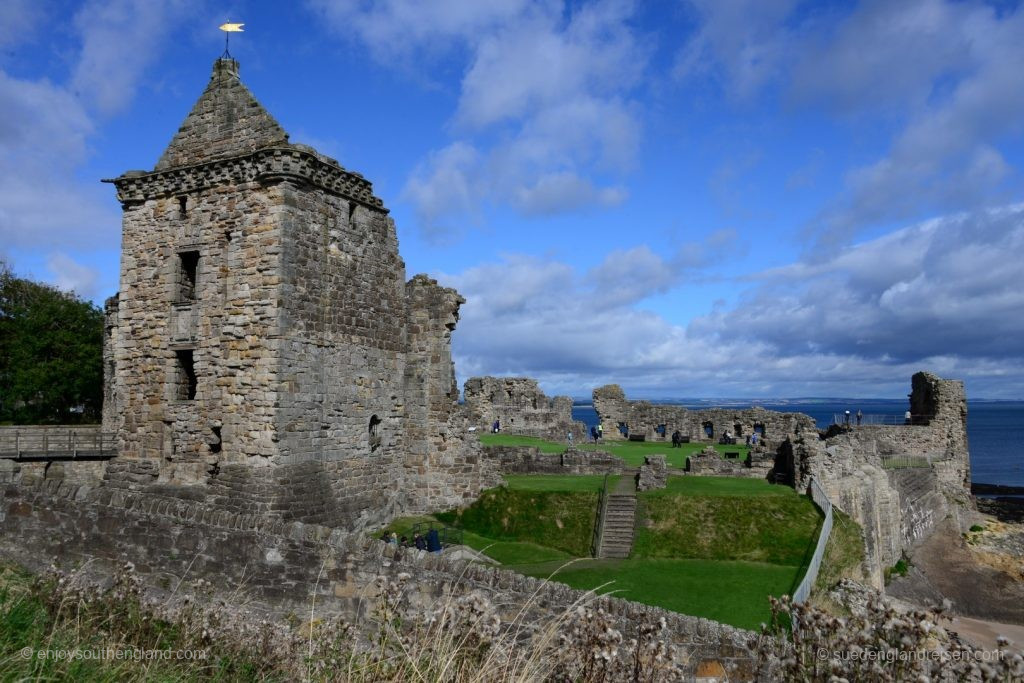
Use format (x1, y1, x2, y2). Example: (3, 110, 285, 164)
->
(596, 482, 637, 559)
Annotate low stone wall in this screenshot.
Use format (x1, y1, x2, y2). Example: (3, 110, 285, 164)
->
(485, 445, 626, 475)
(0, 481, 756, 678)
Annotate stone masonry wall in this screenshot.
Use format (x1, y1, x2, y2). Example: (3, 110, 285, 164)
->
(593, 384, 816, 447)
(0, 481, 757, 679)
(100, 57, 500, 530)
(484, 445, 626, 475)
(794, 372, 972, 588)
(464, 377, 586, 441)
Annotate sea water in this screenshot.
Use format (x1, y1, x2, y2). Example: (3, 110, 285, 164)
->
(572, 400, 1024, 488)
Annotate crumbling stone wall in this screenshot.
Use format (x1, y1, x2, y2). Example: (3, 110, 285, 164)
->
(464, 377, 585, 441)
(485, 445, 625, 475)
(98, 57, 500, 531)
(637, 455, 667, 491)
(0, 481, 757, 679)
(593, 384, 815, 447)
(794, 372, 971, 588)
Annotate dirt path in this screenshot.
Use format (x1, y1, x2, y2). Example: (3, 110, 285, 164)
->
(946, 614, 1024, 650)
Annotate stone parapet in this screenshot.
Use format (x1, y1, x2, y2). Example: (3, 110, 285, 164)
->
(105, 146, 385, 211)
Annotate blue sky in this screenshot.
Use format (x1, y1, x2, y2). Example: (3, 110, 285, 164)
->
(3, 0, 1024, 399)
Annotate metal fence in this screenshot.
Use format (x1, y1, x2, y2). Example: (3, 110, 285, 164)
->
(879, 454, 932, 470)
(0, 426, 117, 460)
(831, 413, 934, 426)
(792, 477, 833, 604)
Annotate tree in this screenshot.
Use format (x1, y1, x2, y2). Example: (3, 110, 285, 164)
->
(0, 261, 104, 424)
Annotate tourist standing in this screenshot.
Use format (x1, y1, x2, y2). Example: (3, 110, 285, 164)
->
(856, 409, 863, 426)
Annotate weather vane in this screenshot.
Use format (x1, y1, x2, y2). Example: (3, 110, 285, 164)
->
(219, 22, 244, 59)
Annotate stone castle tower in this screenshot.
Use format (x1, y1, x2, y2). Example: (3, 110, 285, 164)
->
(102, 58, 499, 529)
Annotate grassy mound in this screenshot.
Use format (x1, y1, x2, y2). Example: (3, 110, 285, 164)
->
(634, 476, 821, 566)
(435, 477, 600, 557)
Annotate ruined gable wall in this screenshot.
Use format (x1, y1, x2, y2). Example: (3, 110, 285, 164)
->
(465, 377, 585, 441)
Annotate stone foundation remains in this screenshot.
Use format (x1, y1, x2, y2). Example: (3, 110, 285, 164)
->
(484, 445, 625, 475)
(593, 384, 816, 448)
(463, 376, 586, 441)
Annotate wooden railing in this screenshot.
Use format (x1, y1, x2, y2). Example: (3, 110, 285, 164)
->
(0, 426, 117, 460)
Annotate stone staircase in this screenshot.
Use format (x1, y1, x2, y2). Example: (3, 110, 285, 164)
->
(596, 473, 638, 559)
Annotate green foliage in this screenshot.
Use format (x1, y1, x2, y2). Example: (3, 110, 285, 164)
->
(0, 262, 103, 424)
(814, 509, 866, 593)
(633, 478, 821, 566)
(884, 556, 912, 583)
(436, 486, 598, 557)
(969, 524, 985, 532)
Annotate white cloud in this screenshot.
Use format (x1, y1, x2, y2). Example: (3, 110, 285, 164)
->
(46, 252, 100, 299)
(0, 0, 45, 48)
(0, 69, 116, 249)
(315, 0, 648, 241)
(71, 0, 190, 115)
(674, 0, 800, 98)
(441, 206, 1024, 397)
(0, 0, 192, 261)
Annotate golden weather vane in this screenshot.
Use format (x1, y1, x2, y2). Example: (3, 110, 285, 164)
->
(219, 22, 244, 58)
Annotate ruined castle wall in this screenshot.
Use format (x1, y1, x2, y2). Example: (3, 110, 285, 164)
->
(464, 377, 585, 441)
(102, 295, 119, 436)
(114, 181, 286, 474)
(792, 373, 972, 588)
(270, 185, 410, 527)
(0, 482, 756, 678)
(593, 385, 816, 444)
(403, 278, 503, 515)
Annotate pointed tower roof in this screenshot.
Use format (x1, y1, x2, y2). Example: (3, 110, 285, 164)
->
(155, 58, 289, 170)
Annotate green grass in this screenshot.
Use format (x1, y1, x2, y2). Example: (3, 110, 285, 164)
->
(381, 515, 574, 565)
(513, 558, 801, 631)
(478, 432, 750, 468)
(813, 509, 865, 594)
(634, 476, 821, 566)
(436, 486, 598, 557)
(503, 474, 618, 492)
(642, 475, 792, 498)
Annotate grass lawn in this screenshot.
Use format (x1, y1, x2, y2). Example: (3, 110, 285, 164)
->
(643, 475, 794, 498)
(479, 433, 750, 468)
(503, 474, 618, 492)
(513, 558, 801, 631)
